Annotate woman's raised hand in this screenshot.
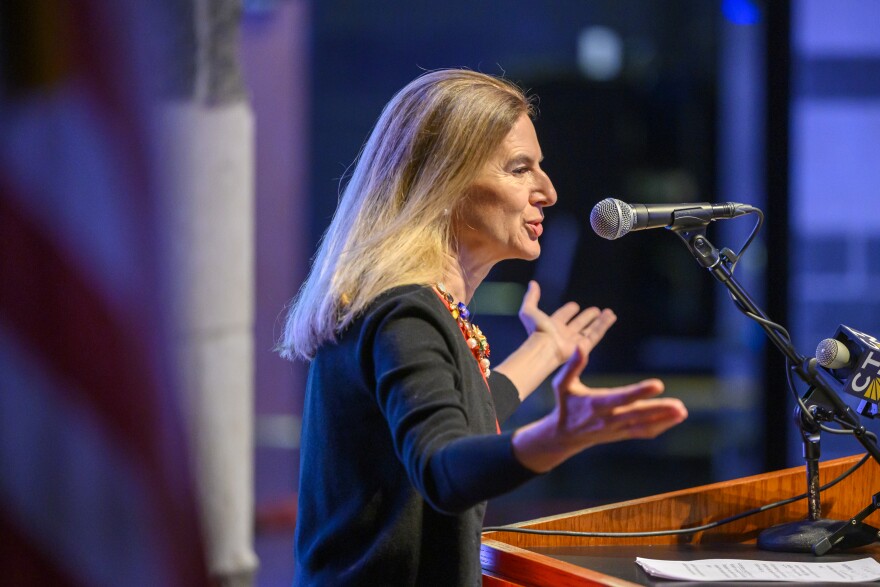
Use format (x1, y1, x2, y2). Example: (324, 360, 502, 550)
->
(518, 280, 617, 366)
(495, 280, 620, 402)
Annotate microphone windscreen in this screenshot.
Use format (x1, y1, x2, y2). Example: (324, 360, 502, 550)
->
(816, 338, 851, 369)
(590, 198, 633, 240)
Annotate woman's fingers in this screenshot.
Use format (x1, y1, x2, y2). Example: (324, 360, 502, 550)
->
(565, 305, 601, 331)
(550, 301, 583, 325)
(577, 309, 616, 350)
(519, 282, 618, 361)
(608, 399, 689, 438)
(552, 345, 590, 393)
(574, 378, 666, 407)
(563, 395, 687, 444)
(519, 281, 541, 317)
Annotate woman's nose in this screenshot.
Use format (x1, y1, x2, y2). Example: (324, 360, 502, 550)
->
(536, 170, 558, 207)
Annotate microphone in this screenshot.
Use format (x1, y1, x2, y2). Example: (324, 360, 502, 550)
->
(815, 325, 880, 405)
(816, 338, 854, 370)
(590, 197, 751, 240)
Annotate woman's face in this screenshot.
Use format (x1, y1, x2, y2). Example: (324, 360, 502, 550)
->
(454, 114, 557, 266)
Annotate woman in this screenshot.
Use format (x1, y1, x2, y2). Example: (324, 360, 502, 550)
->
(279, 69, 688, 585)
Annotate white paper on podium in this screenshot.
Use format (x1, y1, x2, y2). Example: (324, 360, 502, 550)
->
(635, 557, 880, 583)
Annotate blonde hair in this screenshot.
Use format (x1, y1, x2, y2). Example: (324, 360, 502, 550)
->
(279, 69, 534, 360)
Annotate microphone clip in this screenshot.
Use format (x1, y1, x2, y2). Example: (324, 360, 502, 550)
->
(669, 224, 723, 272)
(719, 247, 741, 268)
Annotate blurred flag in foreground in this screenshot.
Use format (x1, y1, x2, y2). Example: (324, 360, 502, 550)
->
(0, 1, 209, 585)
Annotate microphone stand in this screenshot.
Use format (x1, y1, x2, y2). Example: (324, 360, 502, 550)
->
(671, 221, 880, 554)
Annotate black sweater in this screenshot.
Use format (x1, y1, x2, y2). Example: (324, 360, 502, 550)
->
(294, 285, 538, 586)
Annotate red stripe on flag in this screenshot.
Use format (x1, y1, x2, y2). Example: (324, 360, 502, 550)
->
(0, 184, 162, 475)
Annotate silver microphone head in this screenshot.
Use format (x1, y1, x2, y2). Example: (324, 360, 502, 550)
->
(590, 198, 634, 240)
(816, 338, 851, 369)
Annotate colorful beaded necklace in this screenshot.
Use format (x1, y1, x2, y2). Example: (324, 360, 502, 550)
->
(434, 283, 491, 378)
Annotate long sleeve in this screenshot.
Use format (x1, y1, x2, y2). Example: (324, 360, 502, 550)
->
(488, 370, 520, 424)
(363, 288, 537, 514)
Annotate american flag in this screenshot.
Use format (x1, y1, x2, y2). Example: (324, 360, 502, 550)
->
(1, 1, 209, 585)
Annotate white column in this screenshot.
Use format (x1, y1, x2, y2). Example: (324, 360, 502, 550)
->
(155, 0, 259, 583)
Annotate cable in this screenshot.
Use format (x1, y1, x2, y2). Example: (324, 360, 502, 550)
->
(742, 310, 794, 345)
(724, 207, 764, 274)
(481, 453, 871, 538)
(719, 208, 798, 354)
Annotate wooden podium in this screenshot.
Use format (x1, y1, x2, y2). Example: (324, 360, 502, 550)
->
(481, 454, 880, 586)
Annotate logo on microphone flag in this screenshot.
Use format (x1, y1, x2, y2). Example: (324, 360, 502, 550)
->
(863, 378, 880, 403)
(850, 351, 880, 402)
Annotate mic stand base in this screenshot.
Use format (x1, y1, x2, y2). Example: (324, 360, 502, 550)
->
(813, 491, 880, 555)
(758, 519, 851, 553)
(758, 518, 880, 554)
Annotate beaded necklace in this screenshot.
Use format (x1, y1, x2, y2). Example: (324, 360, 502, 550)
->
(434, 283, 491, 378)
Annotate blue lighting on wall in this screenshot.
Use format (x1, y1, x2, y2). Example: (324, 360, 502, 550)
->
(722, 0, 762, 25)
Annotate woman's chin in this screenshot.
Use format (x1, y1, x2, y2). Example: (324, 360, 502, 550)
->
(517, 244, 541, 261)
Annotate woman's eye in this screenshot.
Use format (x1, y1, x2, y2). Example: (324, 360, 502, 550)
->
(512, 167, 529, 175)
